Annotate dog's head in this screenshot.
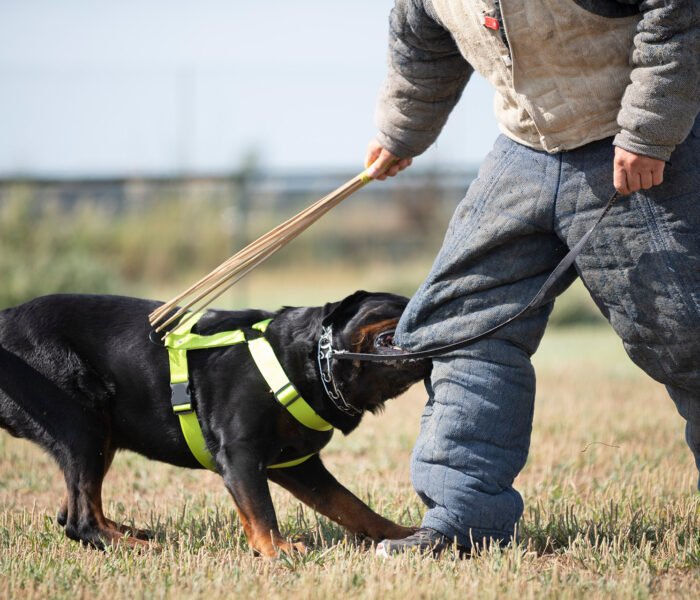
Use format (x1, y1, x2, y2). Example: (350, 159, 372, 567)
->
(319, 290, 431, 429)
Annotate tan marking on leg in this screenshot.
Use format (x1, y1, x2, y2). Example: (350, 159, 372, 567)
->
(271, 466, 416, 541)
(102, 528, 155, 550)
(231, 500, 305, 557)
(104, 518, 154, 540)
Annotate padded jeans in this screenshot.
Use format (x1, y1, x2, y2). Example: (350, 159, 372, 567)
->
(395, 117, 700, 548)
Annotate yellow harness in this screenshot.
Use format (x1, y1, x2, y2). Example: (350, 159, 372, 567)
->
(164, 313, 333, 472)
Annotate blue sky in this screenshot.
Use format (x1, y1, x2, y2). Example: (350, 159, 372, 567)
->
(0, 0, 499, 176)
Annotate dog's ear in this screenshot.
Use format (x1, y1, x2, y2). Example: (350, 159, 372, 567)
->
(322, 290, 372, 328)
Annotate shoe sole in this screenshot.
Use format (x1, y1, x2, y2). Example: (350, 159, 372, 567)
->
(375, 542, 390, 558)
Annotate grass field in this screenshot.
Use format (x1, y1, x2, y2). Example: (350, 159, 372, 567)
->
(1, 324, 699, 599)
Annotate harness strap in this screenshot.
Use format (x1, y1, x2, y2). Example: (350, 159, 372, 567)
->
(166, 312, 218, 471)
(164, 314, 331, 472)
(249, 320, 333, 432)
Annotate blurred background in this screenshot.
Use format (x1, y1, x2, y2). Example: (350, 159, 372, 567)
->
(0, 0, 602, 325)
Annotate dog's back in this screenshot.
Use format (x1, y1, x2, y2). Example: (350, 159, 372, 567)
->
(0, 294, 155, 422)
(0, 294, 275, 459)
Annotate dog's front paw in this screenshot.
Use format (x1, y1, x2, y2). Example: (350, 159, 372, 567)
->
(275, 540, 308, 556)
(106, 519, 155, 541)
(376, 524, 419, 541)
(254, 537, 308, 558)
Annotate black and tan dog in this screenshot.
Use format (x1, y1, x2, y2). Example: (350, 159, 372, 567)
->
(0, 291, 430, 556)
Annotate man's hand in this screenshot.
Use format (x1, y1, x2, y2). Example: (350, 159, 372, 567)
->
(365, 140, 413, 180)
(613, 147, 665, 195)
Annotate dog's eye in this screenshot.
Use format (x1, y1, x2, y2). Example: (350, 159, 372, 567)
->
(374, 330, 395, 349)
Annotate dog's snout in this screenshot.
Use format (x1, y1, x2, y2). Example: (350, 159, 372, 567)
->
(374, 330, 396, 349)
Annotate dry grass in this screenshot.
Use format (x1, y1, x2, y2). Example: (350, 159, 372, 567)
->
(1, 325, 699, 599)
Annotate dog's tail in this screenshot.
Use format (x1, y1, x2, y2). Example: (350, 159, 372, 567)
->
(0, 344, 95, 445)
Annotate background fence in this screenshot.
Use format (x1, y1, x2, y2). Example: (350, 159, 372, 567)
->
(0, 169, 603, 325)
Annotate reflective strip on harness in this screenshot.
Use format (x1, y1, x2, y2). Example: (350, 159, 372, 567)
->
(177, 408, 218, 471)
(249, 336, 333, 432)
(267, 452, 318, 470)
(163, 313, 331, 472)
(250, 319, 331, 432)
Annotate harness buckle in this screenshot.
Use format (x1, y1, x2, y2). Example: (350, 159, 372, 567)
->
(170, 382, 193, 414)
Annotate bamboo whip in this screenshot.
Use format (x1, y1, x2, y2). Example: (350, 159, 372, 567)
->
(148, 187, 334, 324)
(159, 242, 283, 337)
(150, 172, 364, 326)
(150, 171, 368, 327)
(149, 169, 373, 335)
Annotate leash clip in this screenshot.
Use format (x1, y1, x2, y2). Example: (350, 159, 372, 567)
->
(149, 329, 165, 346)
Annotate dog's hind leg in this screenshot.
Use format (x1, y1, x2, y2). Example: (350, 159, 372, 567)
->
(56, 447, 153, 541)
(57, 495, 68, 527)
(55, 447, 153, 542)
(59, 435, 153, 550)
(60, 449, 112, 548)
(57, 447, 114, 528)
(0, 346, 150, 549)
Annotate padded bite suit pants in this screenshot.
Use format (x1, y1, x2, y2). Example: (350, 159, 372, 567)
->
(395, 118, 700, 547)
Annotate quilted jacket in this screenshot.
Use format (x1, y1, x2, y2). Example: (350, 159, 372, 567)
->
(375, 0, 700, 161)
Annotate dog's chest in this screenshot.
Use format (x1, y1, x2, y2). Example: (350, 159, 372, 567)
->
(273, 413, 333, 457)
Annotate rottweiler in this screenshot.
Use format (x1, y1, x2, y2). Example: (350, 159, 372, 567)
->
(0, 290, 430, 557)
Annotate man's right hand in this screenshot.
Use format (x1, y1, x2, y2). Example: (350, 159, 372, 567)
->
(613, 146, 665, 196)
(365, 140, 413, 180)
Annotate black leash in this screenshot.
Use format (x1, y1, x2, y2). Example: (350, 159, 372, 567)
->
(333, 190, 621, 363)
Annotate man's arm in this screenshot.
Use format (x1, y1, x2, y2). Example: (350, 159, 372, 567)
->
(367, 0, 473, 179)
(613, 0, 700, 194)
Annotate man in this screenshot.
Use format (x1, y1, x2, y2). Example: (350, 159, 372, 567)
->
(366, 0, 700, 556)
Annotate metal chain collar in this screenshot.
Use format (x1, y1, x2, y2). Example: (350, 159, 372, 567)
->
(317, 325, 363, 416)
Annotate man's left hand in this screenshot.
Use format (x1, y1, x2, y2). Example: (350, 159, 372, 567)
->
(613, 147, 665, 195)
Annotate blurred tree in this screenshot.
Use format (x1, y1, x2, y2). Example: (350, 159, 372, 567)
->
(0, 185, 117, 309)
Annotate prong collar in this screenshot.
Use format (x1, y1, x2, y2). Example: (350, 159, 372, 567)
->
(317, 325, 362, 416)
